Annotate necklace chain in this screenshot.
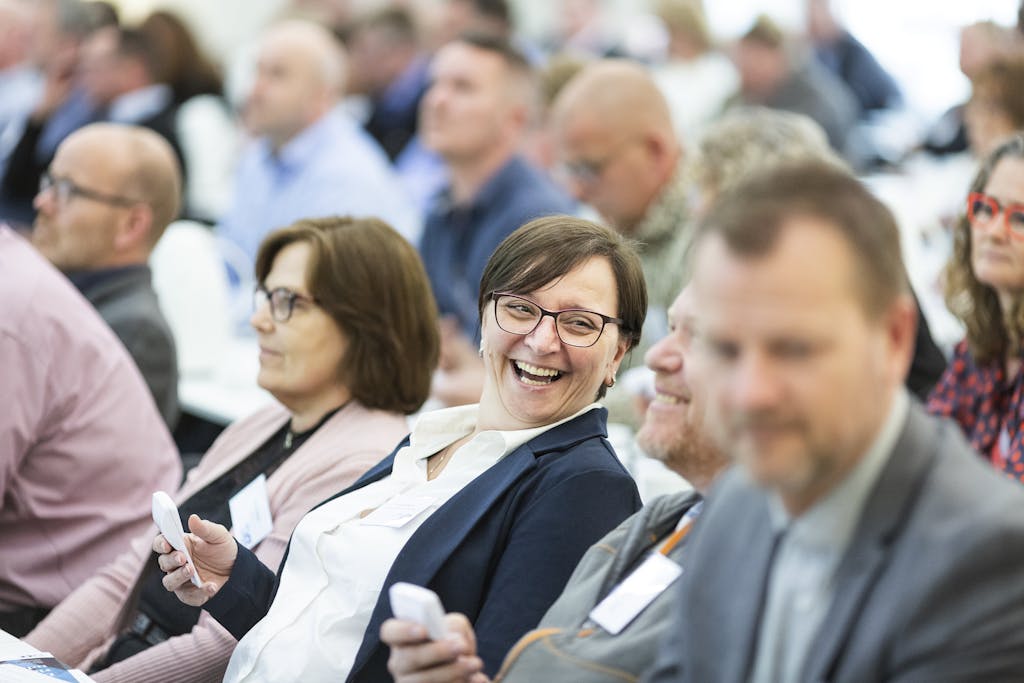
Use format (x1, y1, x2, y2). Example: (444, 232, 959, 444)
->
(428, 444, 454, 477)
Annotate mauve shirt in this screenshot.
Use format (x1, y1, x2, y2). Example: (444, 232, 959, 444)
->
(0, 227, 181, 610)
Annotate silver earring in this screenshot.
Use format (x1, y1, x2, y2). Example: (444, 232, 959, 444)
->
(606, 377, 616, 388)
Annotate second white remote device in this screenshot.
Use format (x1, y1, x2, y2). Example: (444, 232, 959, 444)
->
(389, 582, 449, 640)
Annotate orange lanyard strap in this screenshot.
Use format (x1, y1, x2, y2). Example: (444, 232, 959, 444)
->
(658, 501, 703, 556)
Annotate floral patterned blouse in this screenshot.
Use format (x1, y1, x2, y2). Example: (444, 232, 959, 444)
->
(927, 340, 1024, 482)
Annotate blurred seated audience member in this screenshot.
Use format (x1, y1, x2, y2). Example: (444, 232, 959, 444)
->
(393, 0, 517, 214)
(924, 21, 1020, 157)
(690, 108, 947, 400)
(0, 0, 37, 135)
(25, 216, 438, 683)
(547, 0, 618, 59)
(520, 53, 586, 173)
(84, 0, 117, 29)
(32, 123, 181, 428)
(289, 0, 358, 36)
(964, 57, 1024, 159)
(728, 14, 858, 162)
(543, 59, 687, 426)
(217, 20, 419, 267)
(420, 34, 573, 405)
(139, 9, 237, 222)
(154, 216, 644, 681)
(0, 226, 180, 637)
(0, 0, 97, 228)
(3, 23, 187, 227)
(805, 0, 901, 118)
(382, 285, 728, 683)
(346, 6, 430, 162)
(552, 60, 687, 350)
(651, 0, 738, 143)
(426, 0, 513, 50)
(140, 10, 220, 106)
(687, 107, 841, 214)
(929, 135, 1024, 482)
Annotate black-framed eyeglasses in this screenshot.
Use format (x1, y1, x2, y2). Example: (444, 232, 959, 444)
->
(491, 292, 623, 348)
(38, 171, 140, 208)
(253, 286, 319, 322)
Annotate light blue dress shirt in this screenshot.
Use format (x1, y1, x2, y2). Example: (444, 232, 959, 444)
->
(217, 108, 421, 267)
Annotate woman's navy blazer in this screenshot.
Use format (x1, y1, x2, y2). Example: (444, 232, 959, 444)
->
(205, 407, 642, 681)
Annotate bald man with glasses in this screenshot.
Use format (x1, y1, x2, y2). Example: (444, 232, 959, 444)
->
(32, 122, 182, 428)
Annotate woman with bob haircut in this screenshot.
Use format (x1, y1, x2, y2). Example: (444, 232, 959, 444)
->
(929, 134, 1024, 482)
(154, 215, 646, 682)
(27, 216, 438, 682)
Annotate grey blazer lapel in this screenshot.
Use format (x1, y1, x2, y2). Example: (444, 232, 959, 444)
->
(801, 404, 939, 683)
(687, 470, 780, 683)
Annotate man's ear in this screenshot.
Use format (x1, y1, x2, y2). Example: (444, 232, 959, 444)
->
(883, 294, 917, 385)
(113, 203, 154, 253)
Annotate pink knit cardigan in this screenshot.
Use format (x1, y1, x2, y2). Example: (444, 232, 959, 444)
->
(26, 400, 410, 683)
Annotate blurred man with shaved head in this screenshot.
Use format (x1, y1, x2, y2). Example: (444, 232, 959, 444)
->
(553, 60, 688, 333)
(552, 60, 690, 422)
(216, 19, 418, 264)
(33, 122, 181, 427)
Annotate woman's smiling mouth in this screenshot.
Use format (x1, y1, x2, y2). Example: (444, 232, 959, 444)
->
(511, 360, 564, 386)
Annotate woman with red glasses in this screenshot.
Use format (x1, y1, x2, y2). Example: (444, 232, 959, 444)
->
(928, 134, 1024, 481)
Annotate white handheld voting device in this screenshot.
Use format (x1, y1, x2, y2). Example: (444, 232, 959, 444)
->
(389, 582, 449, 640)
(152, 491, 203, 588)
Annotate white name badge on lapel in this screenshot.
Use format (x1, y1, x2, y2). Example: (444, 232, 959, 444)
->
(588, 553, 683, 635)
(229, 474, 274, 549)
(360, 495, 436, 528)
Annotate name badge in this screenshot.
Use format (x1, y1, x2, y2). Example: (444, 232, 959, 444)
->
(588, 553, 683, 635)
(360, 495, 436, 528)
(229, 474, 274, 549)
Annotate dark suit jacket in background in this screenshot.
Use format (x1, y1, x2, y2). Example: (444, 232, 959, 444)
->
(0, 99, 184, 228)
(205, 407, 642, 682)
(75, 265, 179, 429)
(645, 401, 1024, 683)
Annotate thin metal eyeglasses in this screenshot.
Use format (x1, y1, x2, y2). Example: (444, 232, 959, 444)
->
(253, 286, 319, 322)
(39, 171, 140, 208)
(491, 292, 623, 348)
(967, 191, 1024, 241)
(556, 136, 640, 186)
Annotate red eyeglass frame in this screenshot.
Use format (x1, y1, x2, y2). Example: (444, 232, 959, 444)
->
(966, 192, 1024, 241)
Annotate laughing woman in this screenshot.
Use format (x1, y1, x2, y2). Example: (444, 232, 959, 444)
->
(154, 215, 645, 682)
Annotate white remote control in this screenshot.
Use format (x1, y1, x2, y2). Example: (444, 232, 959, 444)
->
(389, 582, 449, 640)
(152, 491, 203, 588)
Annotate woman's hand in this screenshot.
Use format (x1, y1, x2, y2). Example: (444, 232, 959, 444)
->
(382, 613, 489, 683)
(153, 514, 238, 606)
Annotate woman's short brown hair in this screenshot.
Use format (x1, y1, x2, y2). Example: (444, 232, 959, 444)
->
(255, 216, 439, 414)
(945, 134, 1024, 364)
(477, 215, 647, 396)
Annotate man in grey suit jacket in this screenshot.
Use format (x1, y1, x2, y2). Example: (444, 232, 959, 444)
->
(32, 123, 181, 427)
(646, 162, 1024, 683)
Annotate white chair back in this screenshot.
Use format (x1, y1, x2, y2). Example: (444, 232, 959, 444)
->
(151, 220, 233, 376)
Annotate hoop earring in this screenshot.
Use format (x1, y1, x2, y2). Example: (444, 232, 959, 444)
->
(606, 377, 616, 388)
